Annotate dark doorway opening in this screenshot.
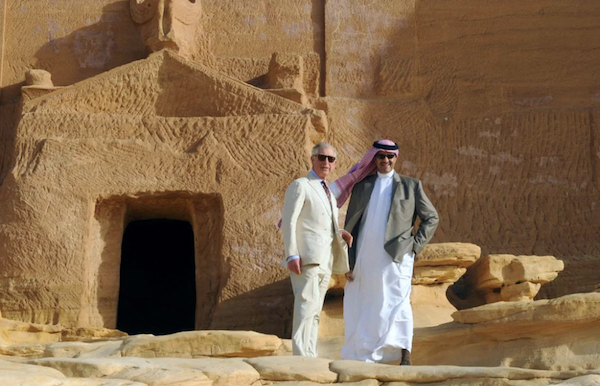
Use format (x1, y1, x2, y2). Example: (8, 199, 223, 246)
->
(117, 219, 196, 335)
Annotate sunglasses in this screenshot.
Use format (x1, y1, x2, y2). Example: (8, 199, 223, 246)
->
(375, 153, 396, 160)
(316, 154, 336, 162)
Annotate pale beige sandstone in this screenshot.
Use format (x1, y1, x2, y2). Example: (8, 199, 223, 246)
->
(470, 255, 564, 290)
(43, 340, 124, 359)
(120, 331, 282, 358)
(0, 372, 147, 386)
(27, 357, 150, 378)
(244, 356, 337, 383)
(329, 360, 587, 383)
(61, 327, 128, 342)
(0, 342, 46, 358)
(384, 380, 553, 386)
(271, 381, 378, 386)
(1, 0, 600, 304)
(278, 339, 293, 356)
(553, 375, 600, 385)
(101, 366, 211, 386)
(144, 358, 260, 386)
(0, 48, 327, 336)
(315, 293, 600, 369)
(412, 266, 466, 285)
(414, 293, 600, 370)
(0, 318, 126, 358)
(314, 336, 344, 361)
(411, 283, 456, 328)
(452, 292, 600, 325)
(0, 0, 599, 348)
(499, 282, 541, 303)
(130, 0, 202, 57)
(413, 243, 480, 285)
(327, 274, 347, 291)
(0, 317, 63, 344)
(26, 357, 212, 386)
(24, 69, 53, 87)
(416, 243, 482, 268)
(268, 53, 303, 90)
(0, 329, 599, 385)
(0, 358, 67, 377)
(449, 255, 564, 309)
(267, 53, 308, 106)
(318, 297, 344, 339)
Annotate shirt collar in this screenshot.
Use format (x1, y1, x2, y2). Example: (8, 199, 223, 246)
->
(310, 169, 324, 182)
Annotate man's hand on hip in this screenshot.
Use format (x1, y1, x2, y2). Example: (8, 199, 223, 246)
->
(288, 258, 302, 275)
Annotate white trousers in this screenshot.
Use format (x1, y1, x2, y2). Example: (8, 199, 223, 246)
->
(290, 261, 332, 357)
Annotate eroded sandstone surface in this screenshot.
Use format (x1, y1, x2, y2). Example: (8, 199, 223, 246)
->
(0, 9, 599, 386)
(0, 2, 599, 335)
(0, 293, 600, 385)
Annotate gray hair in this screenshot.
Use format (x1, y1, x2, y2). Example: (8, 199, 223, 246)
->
(311, 142, 337, 157)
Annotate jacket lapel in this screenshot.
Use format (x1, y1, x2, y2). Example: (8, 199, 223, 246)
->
(360, 177, 376, 212)
(385, 172, 406, 242)
(390, 172, 406, 201)
(350, 175, 376, 223)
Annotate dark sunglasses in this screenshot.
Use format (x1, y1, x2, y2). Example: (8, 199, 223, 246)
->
(375, 153, 396, 160)
(316, 154, 336, 162)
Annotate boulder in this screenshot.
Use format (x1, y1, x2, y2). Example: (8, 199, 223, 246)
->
(414, 293, 600, 370)
(26, 357, 212, 386)
(245, 356, 337, 383)
(120, 330, 282, 358)
(449, 255, 564, 309)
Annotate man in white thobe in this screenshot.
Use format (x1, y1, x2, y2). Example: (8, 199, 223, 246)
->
(340, 140, 439, 365)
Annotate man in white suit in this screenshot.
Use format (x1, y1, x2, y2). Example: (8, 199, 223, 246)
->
(282, 142, 351, 357)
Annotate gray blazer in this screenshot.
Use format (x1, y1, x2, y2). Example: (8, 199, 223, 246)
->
(344, 172, 439, 270)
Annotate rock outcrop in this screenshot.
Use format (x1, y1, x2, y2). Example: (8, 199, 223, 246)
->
(411, 243, 481, 327)
(0, 293, 599, 384)
(414, 293, 600, 370)
(449, 254, 564, 309)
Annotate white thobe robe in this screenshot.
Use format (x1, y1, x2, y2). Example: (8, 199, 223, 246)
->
(341, 170, 415, 363)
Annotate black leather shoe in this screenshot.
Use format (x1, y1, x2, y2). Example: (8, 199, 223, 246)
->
(400, 349, 412, 365)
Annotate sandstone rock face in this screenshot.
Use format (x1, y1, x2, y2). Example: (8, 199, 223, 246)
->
(245, 356, 337, 383)
(0, 306, 597, 384)
(0, 49, 326, 335)
(411, 283, 456, 328)
(130, 0, 203, 57)
(0, 317, 63, 344)
(267, 53, 309, 106)
(413, 243, 481, 284)
(61, 327, 128, 342)
(24, 69, 53, 87)
(415, 293, 600, 370)
(416, 243, 482, 268)
(27, 357, 214, 385)
(1, 0, 600, 337)
(120, 330, 283, 358)
(412, 243, 481, 327)
(449, 254, 564, 309)
(143, 358, 260, 386)
(330, 360, 583, 384)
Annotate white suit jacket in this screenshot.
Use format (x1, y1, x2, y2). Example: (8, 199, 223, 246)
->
(281, 171, 349, 275)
